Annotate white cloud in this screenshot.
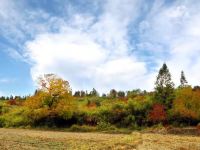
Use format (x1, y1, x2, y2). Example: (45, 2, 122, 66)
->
(24, 26, 148, 92)
(138, 0, 200, 87)
(23, 0, 151, 92)
(2, 0, 200, 93)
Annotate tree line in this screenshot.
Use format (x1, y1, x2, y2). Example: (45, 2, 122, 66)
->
(0, 63, 200, 130)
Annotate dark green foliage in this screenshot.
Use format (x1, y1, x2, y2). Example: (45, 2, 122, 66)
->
(0, 96, 5, 100)
(101, 93, 107, 97)
(69, 125, 97, 132)
(127, 89, 141, 98)
(154, 63, 175, 109)
(89, 88, 99, 97)
(74, 91, 86, 97)
(74, 91, 81, 97)
(193, 86, 200, 91)
(180, 71, 188, 88)
(97, 121, 117, 131)
(126, 97, 152, 126)
(109, 89, 117, 98)
(80, 91, 86, 97)
(117, 91, 125, 98)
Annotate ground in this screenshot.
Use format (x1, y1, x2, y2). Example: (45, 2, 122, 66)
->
(0, 128, 200, 150)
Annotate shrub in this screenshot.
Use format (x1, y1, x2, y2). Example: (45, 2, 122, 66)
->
(97, 121, 116, 131)
(0, 107, 31, 127)
(27, 108, 50, 124)
(172, 87, 200, 125)
(148, 103, 166, 124)
(98, 106, 112, 123)
(126, 96, 152, 126)
(98, 103, 128, 127)
(69, 125, 96, 132)
(84, 111, 99, 126)
(86, 98, 101, 107)
(6, 100, 17, 105)
(55, 98, 75, 120)
(123, 115, 136, 127)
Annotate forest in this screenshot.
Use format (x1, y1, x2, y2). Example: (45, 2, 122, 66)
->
(0, 63, 200, 131)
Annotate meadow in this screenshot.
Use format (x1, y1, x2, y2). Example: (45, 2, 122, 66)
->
(0, 128, 200, 150)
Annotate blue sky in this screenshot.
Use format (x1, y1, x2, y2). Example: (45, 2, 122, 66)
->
(1, 0, 200, 96)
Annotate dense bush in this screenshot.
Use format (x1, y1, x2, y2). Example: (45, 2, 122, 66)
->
(148, 103, 167, 124)
(0, 107, 31, 127)
(171, 87, 200, 125)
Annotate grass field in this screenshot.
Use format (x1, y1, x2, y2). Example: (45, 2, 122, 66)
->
(0, 128, 200, 150)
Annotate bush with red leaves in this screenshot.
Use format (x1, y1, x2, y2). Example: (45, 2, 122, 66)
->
(148, 103, 167, 123)
(7, 99, 17, 105)
(197, 123, 200, 134)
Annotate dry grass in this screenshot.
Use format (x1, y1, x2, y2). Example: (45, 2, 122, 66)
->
(137, 133, 200, 150)
(0, 128, 140, 150)
(0, 128, 200, 150)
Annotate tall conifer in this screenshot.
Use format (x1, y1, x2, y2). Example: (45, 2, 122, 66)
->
(154, 63, 175, 108)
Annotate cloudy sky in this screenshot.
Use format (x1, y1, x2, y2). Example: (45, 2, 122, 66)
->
(0, 0, 200, 96)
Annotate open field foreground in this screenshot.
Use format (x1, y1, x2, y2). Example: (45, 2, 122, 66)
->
(0, 129, 200, 150)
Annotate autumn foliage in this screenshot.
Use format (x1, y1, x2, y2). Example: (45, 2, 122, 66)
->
(23, 74, 76, 126)
(148, 103, 167, 123)
(172, 87, 200, 124)
(1, 64, 200, 129)
(7, 100, 17, 105)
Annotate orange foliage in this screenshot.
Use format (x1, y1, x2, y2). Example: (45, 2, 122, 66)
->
(173, 87, 200, 120)
(24, 91, 47, 109)
(148, 103, 167, 123)
(87, 102, 97, 108)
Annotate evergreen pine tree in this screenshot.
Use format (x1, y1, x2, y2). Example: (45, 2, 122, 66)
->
(180, 70, 188, 88)
(154, 63, 175, 108)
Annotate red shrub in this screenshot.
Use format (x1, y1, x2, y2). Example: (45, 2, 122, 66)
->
(148, 103, 167, 123)
(197, 123, 200, 134)
(7, 99, 17, 105)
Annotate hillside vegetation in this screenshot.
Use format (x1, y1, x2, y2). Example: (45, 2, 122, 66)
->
(0, 63, 200, 130)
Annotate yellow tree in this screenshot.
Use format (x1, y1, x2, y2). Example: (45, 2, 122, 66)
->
(38, 74, 71, 97)
(37, 74, 72, 108)
(173, 87, 200, 123)
(25, 74, 75, 123)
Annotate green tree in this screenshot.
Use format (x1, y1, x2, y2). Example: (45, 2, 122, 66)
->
(80, 91, 86, 97)
(89, 88, 99, 97)
(127, 89, 141, 98)
(109, 89, 117, 98)
(117, 91, 125, 98)
(154, 63, 175, 108)
(180, 71, 188, 88)
(74, 91, 81, 97)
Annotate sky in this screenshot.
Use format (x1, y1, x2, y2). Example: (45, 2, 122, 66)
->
(0, 0, 200, 96)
